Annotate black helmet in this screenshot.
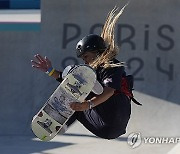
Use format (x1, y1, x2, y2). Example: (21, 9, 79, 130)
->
(76, 34, 107, 57)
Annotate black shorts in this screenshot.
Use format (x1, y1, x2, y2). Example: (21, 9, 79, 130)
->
(67, 94, 131, 139)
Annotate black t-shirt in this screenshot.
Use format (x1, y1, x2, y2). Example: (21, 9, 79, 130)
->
(86, 59, 131, 125)
(87, 59, 125, 97)
(96, 59, 126, 90)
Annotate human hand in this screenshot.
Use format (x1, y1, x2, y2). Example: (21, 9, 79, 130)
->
(31, 54, 52, 73)
(70, 101, 89, 111)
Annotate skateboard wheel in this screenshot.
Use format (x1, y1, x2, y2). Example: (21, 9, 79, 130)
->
(38, 112, 43, 117)
(56, 126, 61, 131)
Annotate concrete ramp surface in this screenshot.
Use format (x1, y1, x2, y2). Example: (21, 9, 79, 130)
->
(0, 92, 179, 154)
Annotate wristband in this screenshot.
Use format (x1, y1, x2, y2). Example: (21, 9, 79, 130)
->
(87, 100, 95, 109)
(48, 68, 55, 76)
(46, 67, 55, 76)
(47, 67, 53, 73)
(56, 72, 63, 82)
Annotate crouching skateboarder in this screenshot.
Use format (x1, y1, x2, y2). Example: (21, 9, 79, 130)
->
(31, 6, 141, 140)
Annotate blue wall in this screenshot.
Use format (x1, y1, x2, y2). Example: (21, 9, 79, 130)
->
(0, 0, 40, 9)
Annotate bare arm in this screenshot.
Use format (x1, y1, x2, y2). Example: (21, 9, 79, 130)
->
(90, 86, 115, 106)
(70, 86, 115, 111)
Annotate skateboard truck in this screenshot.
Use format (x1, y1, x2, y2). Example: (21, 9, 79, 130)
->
(64, 74, 84, 97)
(66, 83, 82, 96)
(37, 119, 53, 134)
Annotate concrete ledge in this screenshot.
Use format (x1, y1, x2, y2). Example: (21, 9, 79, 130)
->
(0, 10, 41, 22)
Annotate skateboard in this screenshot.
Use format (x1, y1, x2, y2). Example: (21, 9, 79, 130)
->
(31, 65, 103, 141)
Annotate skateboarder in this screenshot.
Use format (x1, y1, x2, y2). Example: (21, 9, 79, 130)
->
(31, 6, 131, 139)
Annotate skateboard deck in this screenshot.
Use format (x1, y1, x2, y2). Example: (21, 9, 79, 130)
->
(31, 65, 103, 141)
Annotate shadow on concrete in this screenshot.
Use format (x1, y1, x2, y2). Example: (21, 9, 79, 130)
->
(63, 133, 128, 142)
(63, 133, 98, 138)
(0, 135, 74, 154)
(0, 133, 128, 154)
(115, 137, 128, 142)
